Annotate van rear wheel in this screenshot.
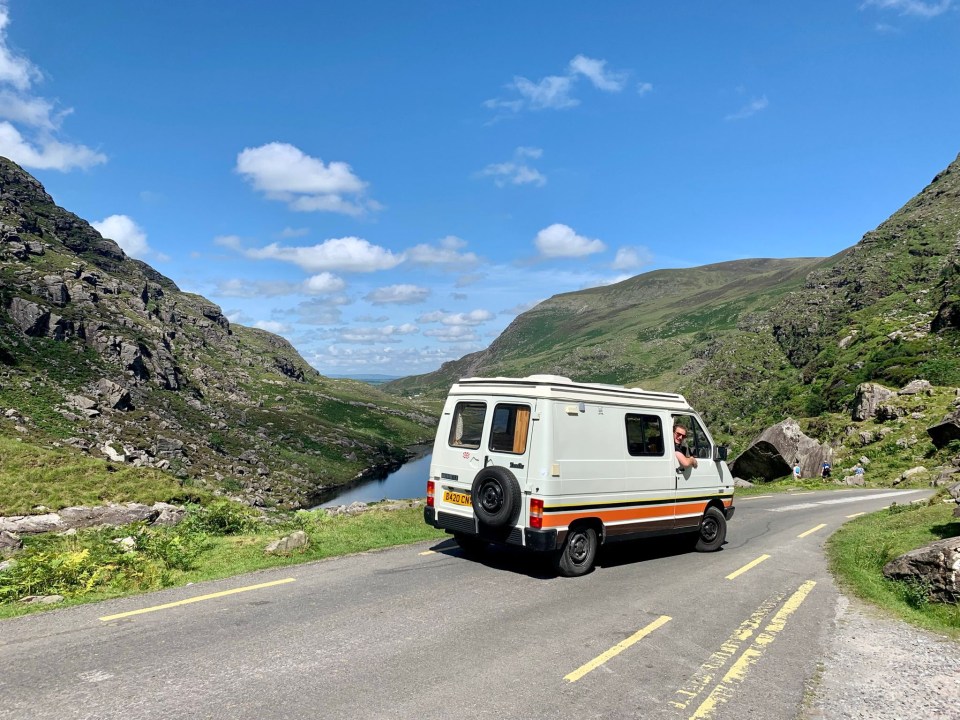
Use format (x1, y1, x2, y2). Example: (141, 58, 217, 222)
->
(556, 526, 598, 577)
(694, 507, 726, 552)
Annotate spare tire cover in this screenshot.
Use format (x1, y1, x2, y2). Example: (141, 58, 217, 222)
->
(471, 466, 522, 528)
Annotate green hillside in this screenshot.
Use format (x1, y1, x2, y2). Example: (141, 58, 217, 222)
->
(0, 158, 436, 512)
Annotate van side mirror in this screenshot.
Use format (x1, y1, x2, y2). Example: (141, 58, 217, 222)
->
(713, 446, 728, 462)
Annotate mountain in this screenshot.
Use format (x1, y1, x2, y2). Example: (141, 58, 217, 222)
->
(386, 153, 960, 451)
(0, 158, 436, 511)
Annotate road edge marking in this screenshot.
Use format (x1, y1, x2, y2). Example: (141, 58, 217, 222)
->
(99, 578, 296, 622)
(564, 615, 672, 683)
(725, 554, 771, 581)
(797, 523, 827, 538)
(689, 580, 817, 719)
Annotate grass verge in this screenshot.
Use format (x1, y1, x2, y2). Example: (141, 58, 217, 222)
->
(0, 503, 445, 620)
(827, 498, 960, 638)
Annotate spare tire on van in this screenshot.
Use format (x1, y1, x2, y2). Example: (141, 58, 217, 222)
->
(471, 466, 521, 528)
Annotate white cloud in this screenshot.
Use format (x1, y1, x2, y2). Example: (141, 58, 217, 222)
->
(214, 272, 345, 298)
(479, 147, 547, 188)
(534, 223, 606, 258)
(295, 298, 347, 326)
(406, 235, 480, 267)
(568, 54, 628, 92)
(486, 55, 629, 114)
(279, 226, 310, 238)
(0, 6, 105, 172)
(92, 214, 154, 259)
(612, 246, 653, 270)
(423, 326, 481, 342)
(303, 272, 346, 294)
(0, 7, 39, 91)
(336, 324, 420, 344)
(501, 299, 544, 316)
(235, 142, 375, 216)
(364, 284, 430, 305)
(0, 122, 106, 171)
(637, 82, 653, 96)
(860, 0, 952, 16)
(254, 320, 291, 334)
(725, 96, 769, 121)
(417, 309, 494, 326)
(244, 236, 402, 272)
(512, 74, 578, 110)
(214, 234, 243, 250)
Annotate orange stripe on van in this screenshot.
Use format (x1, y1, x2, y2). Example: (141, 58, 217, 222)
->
(541, 504, 674, 528)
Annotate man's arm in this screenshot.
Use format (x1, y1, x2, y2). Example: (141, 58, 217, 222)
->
(675, 449, 698, 469)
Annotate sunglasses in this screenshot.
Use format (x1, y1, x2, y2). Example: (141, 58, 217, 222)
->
(674, 431, 686, 438)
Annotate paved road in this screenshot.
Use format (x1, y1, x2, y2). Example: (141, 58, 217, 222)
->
(0, 488, 930, 720)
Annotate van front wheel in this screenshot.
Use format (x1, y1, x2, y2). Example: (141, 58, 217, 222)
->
(695, 507, 726, 552)
(556, 526, 598, 577)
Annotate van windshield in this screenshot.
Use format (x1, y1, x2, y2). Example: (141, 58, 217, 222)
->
(449, 402, 486, 449)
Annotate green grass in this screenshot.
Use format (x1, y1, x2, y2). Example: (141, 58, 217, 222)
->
(0, 506, 445, 619)
(827, 499, 960, 638)
(0, 435, 195, 515)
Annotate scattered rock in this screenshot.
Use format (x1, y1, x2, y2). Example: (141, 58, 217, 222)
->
(843, 475, 866, 486)
(264, 530, 309, 555)
(899, 379, 933, 396)
(734, 478, 754, 488)
(895, 466, 929, 485)
(883, 536, 960, 603)
(729, 418, 832, 481)
(0, 530, 23, 551)
(20, 595, 65, 605)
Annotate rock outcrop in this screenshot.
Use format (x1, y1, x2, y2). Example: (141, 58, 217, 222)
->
(730, 418, 833, 481)
(851, 382, 897, 422)
(883, 537, 960, 603)
(928, 409, 960, 449)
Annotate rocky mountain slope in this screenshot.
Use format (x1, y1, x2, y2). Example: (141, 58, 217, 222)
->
(387, 153, 960, 454)
(0, 158, 436, 511)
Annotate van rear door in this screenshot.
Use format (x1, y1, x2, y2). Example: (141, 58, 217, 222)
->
(483, 399, 534, 490)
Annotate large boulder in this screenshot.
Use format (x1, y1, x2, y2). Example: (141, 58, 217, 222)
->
(883, 537, 960, 603)
(928, 409, 960, 449)
(851, 382, 896, 422)
(730, 418, 833, 481)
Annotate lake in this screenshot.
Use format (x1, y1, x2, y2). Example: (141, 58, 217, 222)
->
(313, 453, 433, 508)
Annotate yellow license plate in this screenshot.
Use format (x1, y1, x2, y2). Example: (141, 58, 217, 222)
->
(443, 490, 472, 507)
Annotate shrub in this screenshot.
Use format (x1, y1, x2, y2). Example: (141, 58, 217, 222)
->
(179, 500, 261, 535)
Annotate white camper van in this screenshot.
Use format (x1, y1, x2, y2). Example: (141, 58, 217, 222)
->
(424, 375, 735, 576)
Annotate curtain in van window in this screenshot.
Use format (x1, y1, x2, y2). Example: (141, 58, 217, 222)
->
(513, 406, 530, 453)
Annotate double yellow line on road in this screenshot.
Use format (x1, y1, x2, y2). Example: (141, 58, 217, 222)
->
(672, 580, 817, 719)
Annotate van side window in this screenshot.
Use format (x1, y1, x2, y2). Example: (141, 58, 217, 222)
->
(449, 402, 486, 449)
(489, 404, 531, 454)
(672, 414, 711, 459)
(625, 414, 664, 457)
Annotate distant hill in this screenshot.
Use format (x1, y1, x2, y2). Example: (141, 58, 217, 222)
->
(0, 158, 436, 511)
(386, 153, 960, 453)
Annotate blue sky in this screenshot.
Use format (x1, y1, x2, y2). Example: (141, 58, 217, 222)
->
(1, 1, 958, 377)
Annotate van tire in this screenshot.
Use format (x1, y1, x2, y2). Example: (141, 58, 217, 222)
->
(694, 507, 726, 552)
(470, 466, 522, 528)
(556, 526, 598, 577)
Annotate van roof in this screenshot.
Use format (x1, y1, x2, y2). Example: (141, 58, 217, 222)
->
(449, 375, 693, 411)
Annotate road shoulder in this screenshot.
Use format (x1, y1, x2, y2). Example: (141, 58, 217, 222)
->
(804, 594, 960, 720)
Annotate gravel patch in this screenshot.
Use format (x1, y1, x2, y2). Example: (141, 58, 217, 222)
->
(805, 594, 960, 720)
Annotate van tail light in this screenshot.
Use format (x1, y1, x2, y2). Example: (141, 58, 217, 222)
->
(426, 480, 435, 508)
(530, 498, 544, 529)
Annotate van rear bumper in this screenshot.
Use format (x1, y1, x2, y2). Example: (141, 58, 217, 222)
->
(424, 508, 558, 550)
